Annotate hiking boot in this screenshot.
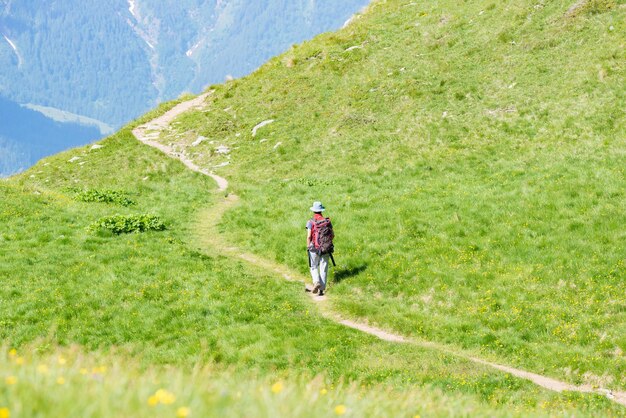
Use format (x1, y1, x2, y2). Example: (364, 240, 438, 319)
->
(312, 284, 321, 294)
(318, 290, 325, 297)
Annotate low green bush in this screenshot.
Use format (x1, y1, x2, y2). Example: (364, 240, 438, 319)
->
(89, 214, 165, 234)
(75, 189, 135, 206)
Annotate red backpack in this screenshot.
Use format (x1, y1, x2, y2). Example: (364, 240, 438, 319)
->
(311, 217, 334, 255)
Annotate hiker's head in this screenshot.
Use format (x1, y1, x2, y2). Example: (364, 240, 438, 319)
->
(310, 201, 325, 213)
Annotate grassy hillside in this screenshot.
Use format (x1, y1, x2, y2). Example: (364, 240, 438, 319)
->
(1, 0, 625, 416)
(161, 0, 626, 390)
(5, 104, 621, 416)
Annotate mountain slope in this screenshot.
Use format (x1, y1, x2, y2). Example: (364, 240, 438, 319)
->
(0, 0, 369, 126)
(0, 0, 154, 125)
(0, 0, 369, 176)
(5, 101, 619, 416)
(155, 0, 626, 390)
(1, 0, 625, 415)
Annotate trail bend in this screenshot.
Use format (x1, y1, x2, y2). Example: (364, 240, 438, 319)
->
(132, 92, 228, 191)
(131, 93, 626, 408)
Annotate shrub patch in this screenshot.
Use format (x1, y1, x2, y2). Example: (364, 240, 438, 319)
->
(75, 189, 135, 207)
(89, 214, 165, 234)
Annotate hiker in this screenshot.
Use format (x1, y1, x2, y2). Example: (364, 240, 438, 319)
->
(306, 201, 334, 296)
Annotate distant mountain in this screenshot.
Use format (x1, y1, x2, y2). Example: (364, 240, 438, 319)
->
(0, 95, 100, 176)
(0, 0, 368, 176)
(0, 0, 369, 126)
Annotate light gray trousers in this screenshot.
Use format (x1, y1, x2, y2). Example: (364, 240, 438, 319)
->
(309, 251, 330, 290)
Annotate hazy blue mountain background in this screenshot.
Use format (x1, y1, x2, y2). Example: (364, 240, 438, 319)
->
(0, 0, 369, 176)
(0, 96, 100, 176)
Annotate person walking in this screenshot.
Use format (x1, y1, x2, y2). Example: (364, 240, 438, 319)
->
(306, 201, 334, 296)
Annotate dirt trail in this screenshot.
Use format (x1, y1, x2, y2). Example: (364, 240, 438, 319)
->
(131, 93, 626, 408)
(132, 93, 228, 191)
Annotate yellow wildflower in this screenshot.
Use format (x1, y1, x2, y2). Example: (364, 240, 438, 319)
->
(334, 405, 347, 415)
(0, 407, 9, 418)
(37, 364, 49, 374)
(79, 368, 88, 375)
(271, 382, 284, 394)
(57, 357, 67, 365)
(320, 388, 328, 395)
(92, 366, 107, 375)
(156, 389, 176, 405)
(176, 407, 191, 417)
(149, 389, 176, 405)
(8, 349, 17, 358)
(56, 377, 65, 385)
(14, 357, 24, 366)
(5, 376, 17, 385)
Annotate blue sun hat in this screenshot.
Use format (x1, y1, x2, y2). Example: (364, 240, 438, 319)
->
(310, 201, 325, 212)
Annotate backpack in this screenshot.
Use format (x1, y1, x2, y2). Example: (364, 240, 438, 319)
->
(311, 217, 334, 254)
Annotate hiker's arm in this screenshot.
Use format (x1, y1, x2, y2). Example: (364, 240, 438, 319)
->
(306, 228, 312, 248)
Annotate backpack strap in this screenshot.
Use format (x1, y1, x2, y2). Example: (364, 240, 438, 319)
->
(309, 218, 318, 251)
(312, 218, 320, 250)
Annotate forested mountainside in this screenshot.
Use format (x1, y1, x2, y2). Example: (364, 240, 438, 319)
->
(0, 0, 369, 126)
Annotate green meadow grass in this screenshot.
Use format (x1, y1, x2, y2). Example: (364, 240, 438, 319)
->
(160, 0, 626, 391)
(2, 0, 625, 415)
(2, 346, 614, 418)
(2, 106, 623, 415)
(4, 107, 621, 415)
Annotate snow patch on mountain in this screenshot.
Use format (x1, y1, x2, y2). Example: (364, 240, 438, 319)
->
(3, 35, 16, 52)
(2, 34, 22, 67)
(128, 0, 138, 20)
(123, 1, 164, 99)
(186, 39, 203, 57)
(125, 18, 156, 50)
(125, 0, 156, 49)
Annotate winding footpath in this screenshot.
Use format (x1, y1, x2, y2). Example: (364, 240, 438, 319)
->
(132, 94, 626, 408)
(132, 93, 228, 191)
